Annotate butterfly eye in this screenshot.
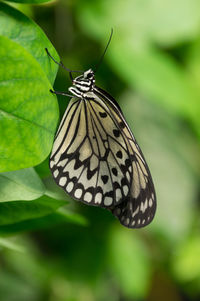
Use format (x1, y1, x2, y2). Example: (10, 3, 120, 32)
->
(87, 72, 93, 79)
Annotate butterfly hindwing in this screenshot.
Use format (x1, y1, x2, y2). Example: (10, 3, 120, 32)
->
(94, 87, 156, 228)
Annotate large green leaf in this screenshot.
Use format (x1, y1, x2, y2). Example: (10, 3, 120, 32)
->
(0, 168, 45, 202)
(0, 35, 58, 171)
(0, 2, 59, 85)
(0, 209, 87, 235)
(4, 0, 52, 4)
(0, 196, 66, 225)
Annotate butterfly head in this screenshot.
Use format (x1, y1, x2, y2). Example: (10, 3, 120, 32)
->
(69, 69, 95, 97)
(83, 69, 95, 81)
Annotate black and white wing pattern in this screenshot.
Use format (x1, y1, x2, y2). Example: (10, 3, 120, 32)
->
(94, 87, 156, 228)
(50, 93, 133, 208)
(48, 62, 156, 229)
(50, 86, 156, 228)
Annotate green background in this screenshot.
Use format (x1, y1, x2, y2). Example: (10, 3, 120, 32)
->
(0, 0, 200, 300)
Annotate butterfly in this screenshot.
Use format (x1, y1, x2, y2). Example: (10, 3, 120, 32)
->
(46, 37, 156, 229)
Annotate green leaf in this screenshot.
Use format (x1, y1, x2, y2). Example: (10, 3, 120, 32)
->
(0, 238, 25, 252)
(35, 157, 51, 179)
(0, 196, 66, 225)
(43, 176, 71, 201)
(3, 0, 52, 5)
(0, 2, 59, 85)
(57, 207, 88, 226)
(0, 209, 87, 235)
(0, 35, 59, 172)
(0, 168, 45, 202)
(0, 4, 59, 173)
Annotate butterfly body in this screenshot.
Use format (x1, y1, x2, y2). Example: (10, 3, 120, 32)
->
(49, 68, 156, 228)
(68, 69, 95, 98)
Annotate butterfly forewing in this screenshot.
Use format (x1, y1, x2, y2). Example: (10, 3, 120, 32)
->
(50, 92, 133, 208)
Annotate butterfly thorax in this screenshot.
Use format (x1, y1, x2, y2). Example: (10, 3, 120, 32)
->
(68, 69, 95, 98)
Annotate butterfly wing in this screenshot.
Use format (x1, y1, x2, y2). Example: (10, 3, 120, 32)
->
(94, 87, 156, 228)
(49, 94, 133, 208)
(50, 87, 156, 228)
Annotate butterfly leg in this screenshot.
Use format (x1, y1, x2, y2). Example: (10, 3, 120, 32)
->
(45, 48, 66, 69)
(50, 89, 73, 97)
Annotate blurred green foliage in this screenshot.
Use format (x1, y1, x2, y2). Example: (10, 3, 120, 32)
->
(0, 0, 200, 300)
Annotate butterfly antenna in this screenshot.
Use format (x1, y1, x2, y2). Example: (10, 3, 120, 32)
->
(94, 28, 113, 73)
(45, 48, 83, 81)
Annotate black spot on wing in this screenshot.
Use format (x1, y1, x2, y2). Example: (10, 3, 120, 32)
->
(116, 150, 123, 159)
(125, 158, 132, 167)
(119, 121, 125, 129)
(113, 129, 120, 137)
(111, 167, 118, 176)
(99, 111, 107, 118)
(101, 175, 109, 184)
